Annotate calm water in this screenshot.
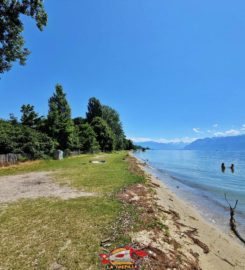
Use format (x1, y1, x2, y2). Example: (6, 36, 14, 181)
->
(134, 150, 245, 236)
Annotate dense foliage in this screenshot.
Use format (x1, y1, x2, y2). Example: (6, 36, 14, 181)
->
(86, 97, 103, 123)
(0, 120, 55, 159)
(47, 84, 78, 151)
(90, 117, 115, 152)
(77, 123, 100, 153)
(102, 105, 126, 150)
(20, 104, 39, 128)
(0, 0, 47, 74)
(0, 84, 136, 159)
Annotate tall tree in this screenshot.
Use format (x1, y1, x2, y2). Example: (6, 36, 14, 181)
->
(78, 123, 100, 153)
(47, 84, 77, 150)
(86, 97, 102, 123)
(0, 0, 47, 74)
(102, 105, 126, 150)
(90, 117, 115, 152)
(73, 117, 86, 127)
(124, 139, 135, 150)
(20, 104, 39, 128)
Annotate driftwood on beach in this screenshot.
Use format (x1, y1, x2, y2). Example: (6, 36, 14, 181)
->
(224, 193, 245, 245)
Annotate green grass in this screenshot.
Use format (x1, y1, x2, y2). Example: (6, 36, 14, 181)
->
(0, 152, 145, 270)
(0, 152, 143, 194)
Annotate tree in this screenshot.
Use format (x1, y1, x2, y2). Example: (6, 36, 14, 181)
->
(102, 105, 126, 150)
(0, 0, 48, 74)
(124, 139, 135, 150)
(78, 123, 100, 153)
(86, 97, 103, 123)
(20, 126, 56, 159)
(35, 115, 48, 133)
(73, 117, 86, 126)
(47, 84, 78, 150)
(20, 104, 39, 128)
(0, 119, 55, 159)
(9, 113, 18, 125)
(90, 117, 115, 152)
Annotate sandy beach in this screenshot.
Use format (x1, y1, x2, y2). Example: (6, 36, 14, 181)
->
(133, 155, 245, 270)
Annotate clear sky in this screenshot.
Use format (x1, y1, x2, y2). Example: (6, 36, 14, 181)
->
(1, 0, 245, 143)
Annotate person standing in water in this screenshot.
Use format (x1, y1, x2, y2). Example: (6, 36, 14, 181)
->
(230, 163, 234, 173)
(221, 163, 226, 173)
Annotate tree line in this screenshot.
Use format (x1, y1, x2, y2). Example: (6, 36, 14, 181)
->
(0, 84, 135, 159)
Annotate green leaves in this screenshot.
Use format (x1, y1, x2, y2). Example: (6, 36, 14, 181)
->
(102, 105, 126, 150)
(90, 117, 115, 152)
(86, 97, 103, 123)
(0, 120, 56, 159)
(47, 84, 76, 151)
(0, 84, 135, 158)
(78, 123, 100, 153)
(0, 0, 47, 73)
(20, 104, 39, 128)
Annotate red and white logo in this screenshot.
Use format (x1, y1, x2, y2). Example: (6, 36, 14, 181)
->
(99, 245, 148, 269)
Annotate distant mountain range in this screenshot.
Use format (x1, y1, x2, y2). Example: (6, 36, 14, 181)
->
(185, 134, 245, 151)
(135, 135, 245, 151)
(135, 141, 188, 150)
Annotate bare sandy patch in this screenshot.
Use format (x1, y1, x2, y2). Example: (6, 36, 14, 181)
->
(0, 172, 94, 203)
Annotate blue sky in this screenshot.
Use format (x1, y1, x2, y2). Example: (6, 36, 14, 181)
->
(1, 0, 245, 143)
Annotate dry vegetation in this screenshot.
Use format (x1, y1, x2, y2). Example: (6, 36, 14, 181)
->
(117, 156, 203, 270)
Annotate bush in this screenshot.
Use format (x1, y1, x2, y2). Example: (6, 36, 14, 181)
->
(0, 120, 56, 159)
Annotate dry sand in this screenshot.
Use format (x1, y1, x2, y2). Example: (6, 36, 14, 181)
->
(137, 160, 245, 270)
(0, 172, 94, 203)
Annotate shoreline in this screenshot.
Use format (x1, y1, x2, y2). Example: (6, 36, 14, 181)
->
(135, 153, 245, 237)
(132, 153, 245, 269)
(133, 150, 245, 238)
(143, 161, 245, 237)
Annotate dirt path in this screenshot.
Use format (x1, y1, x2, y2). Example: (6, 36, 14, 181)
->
(0, 172, 94, 203)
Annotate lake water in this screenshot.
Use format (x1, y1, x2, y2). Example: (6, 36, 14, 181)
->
(134, 150, 245, 236)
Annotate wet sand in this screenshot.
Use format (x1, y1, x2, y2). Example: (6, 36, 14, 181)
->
(135, 156, 245, 269)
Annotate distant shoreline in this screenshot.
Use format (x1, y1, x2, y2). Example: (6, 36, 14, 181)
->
(131, 152, 245, 269)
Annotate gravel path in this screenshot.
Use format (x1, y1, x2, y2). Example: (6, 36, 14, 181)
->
(0, 172, 94, 203)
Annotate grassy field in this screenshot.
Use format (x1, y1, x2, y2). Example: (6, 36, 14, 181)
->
(0, 152, 145, 270)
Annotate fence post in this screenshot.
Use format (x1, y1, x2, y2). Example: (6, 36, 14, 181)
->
(0, 154, 20, 167)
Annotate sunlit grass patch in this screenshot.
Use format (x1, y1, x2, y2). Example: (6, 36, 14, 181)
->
(0, 197, 121, 269)
(55, 153, 144, 194)
(0, 152, 145, 269)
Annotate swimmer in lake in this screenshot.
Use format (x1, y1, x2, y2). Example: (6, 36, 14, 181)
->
(221, 163, 225, 173)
